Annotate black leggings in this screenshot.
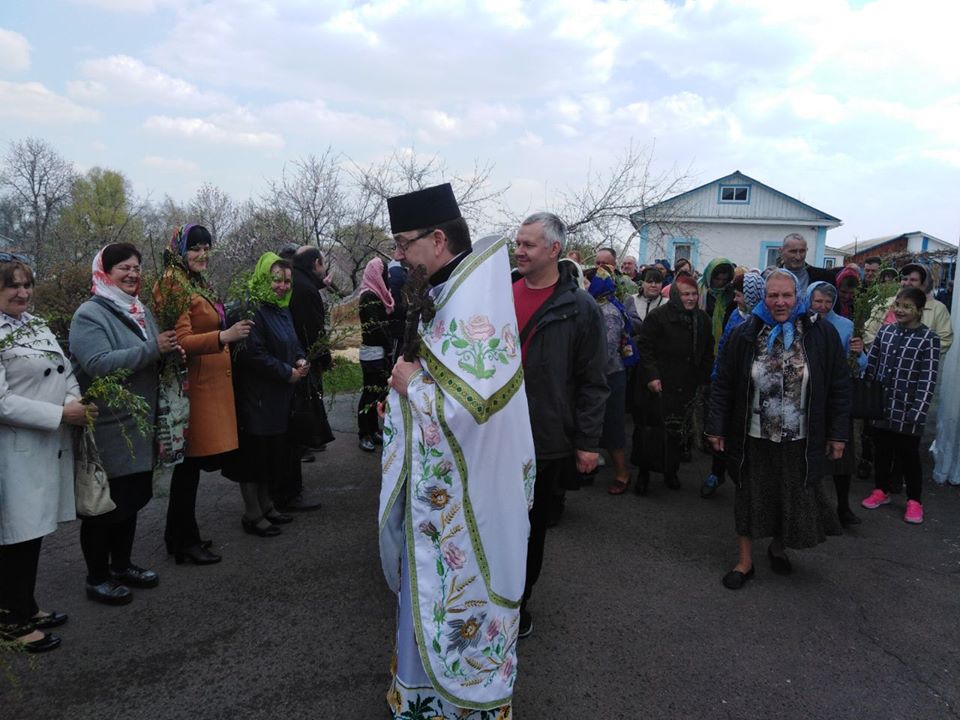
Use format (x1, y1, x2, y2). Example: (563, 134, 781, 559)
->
(80, 515, 138, 584)
(358, 359, 389, 438)
(0, 537, 42, 627)
(872, 429, 923, 502)
(165, 458, 202, 552)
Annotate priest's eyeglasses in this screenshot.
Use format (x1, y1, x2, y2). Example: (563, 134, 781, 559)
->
(393, 228, 434, 252)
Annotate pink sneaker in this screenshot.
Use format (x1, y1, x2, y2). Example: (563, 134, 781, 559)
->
(861, 489, 891, 509)
(904, 500, 924, 524)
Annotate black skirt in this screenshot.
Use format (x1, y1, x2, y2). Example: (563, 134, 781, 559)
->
(222, 433, 289, 485)
(85, 471, 153, 524)
(735, 437, 842, 549)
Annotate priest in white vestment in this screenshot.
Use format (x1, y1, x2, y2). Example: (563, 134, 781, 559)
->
(379, 184, 535, 719)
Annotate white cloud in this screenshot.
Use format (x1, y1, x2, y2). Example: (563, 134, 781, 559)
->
(0, 81, 98, 123)
(260, 99, 401, 144)
(0, 28, 30, 72)
(143, 115, 284, 149)
(143, 155, 201, 174)
(69, 0, 166, 12)
(68, 54, 228, 109)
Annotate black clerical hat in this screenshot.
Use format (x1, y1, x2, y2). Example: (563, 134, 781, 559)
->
(387, 183, 461, 233)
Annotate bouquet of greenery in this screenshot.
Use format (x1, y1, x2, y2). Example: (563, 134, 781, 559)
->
(850, 281, 898, 373)
(81, 368, 152, 456)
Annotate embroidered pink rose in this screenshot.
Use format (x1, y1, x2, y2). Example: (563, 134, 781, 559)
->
(437, 458, 454, 476)
(423, 423, 441, 447)
(499, 655, 515, 681)
(501, 324, 517, 357)
(463, 315, 495, 342)
(431, 320, 446, 342)
(485, 617, 501, 641)
(442, 542, 466, 570)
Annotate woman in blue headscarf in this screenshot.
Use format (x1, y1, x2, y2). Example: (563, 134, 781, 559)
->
(806, 281, 867, 528)
(705, 269, 850, 590)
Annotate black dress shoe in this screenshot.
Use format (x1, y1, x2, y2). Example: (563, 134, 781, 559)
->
(518, 609, 533, 639)
(241, 516, 281, 537)
(22, 632, 62, 653)
(277, 493, 322, 512)
(174, 544, 222, 565)
(301, 452, 316, 463)
(86, 579, 133, 605)
(111, 564, 160, 589)
(32, 611, 68, 630)
(767, 545, 793, 575)
(838, 507, 862, 527)
(359, 436, 376, 452)
(722, 566, 755, 590)
(264, 510, 294, 525)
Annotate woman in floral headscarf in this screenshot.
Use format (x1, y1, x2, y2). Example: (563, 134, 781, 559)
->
(153, 224, 254, 564)
(224, 252, 309, 537)
(69, 243, 181, 605)
(706, 269, 849, 590)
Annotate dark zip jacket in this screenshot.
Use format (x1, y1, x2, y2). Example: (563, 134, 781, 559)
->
(516, 263, 609, 459)
(705, 313, 850, 485)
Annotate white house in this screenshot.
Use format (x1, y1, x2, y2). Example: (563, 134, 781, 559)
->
(629, 171, 842, 272)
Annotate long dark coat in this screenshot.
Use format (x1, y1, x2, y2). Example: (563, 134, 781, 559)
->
(633, 295, 714, 427)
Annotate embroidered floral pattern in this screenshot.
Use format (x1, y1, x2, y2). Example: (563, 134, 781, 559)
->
(438, 316, 515, 380)
(388, 677, 511, 720)
(409, 390, 519, 692)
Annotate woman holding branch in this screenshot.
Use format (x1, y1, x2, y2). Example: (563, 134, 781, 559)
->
(154, 224, 253, 565)
(0, 254, 97, 651)
(70, 243, 181, 605)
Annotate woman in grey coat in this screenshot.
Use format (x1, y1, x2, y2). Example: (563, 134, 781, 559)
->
(69, 243, 181, 605)
(0, 254, 96, 652)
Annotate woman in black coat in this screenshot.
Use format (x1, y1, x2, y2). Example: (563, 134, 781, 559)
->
(632, 274, 714, 494)
(227, 253, 309, 537)
(706, 269, 849, 590)
(356, 256, 394, 452)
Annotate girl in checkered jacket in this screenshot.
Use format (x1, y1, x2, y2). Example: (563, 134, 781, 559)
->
(861, 287, 940, 524)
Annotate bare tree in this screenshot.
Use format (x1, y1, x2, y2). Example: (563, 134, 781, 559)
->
(188, 181, 235, 242)
(0, 138, 76, 273)
(263, 148, 344, 247)
(553, 140, 692, 262)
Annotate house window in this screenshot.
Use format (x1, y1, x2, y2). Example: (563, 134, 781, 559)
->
(765, 246, 781, 268)
(674, 244, 692, 266)
(719, 185, 750, 203)
(823, 258, 836, 269)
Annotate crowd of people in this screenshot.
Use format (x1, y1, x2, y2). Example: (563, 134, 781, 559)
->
(0, 189, 952, 719)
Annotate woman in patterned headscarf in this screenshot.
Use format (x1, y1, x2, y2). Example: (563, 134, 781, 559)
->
(706, 269, 850, 590)
(153, 224, 254, 564)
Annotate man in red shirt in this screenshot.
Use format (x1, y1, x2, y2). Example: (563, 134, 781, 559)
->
(512, 212, 608, 638)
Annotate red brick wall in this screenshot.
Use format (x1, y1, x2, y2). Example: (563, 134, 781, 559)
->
(848, 237, 908, 265)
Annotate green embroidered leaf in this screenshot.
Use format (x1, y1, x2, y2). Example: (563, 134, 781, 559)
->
(442, 339, 450, 354)
(449, 318, 457, 332)
(436, 558, 444, 576)
(451, 338, 469, 349)
(432, 638, 441, 654)
(497, 352, 507, 363)
(488, 338, 500, 349)
(451, 659, 461, 673)
(430, 448, 443, 458)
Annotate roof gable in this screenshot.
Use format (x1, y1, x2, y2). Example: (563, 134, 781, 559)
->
(630, 170, 841, 227)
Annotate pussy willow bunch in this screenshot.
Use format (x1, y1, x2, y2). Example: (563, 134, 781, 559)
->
(82, 368, 152, 456)
(850, 281, 898, 373)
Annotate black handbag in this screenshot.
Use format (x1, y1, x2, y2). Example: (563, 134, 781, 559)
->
(289, 374, 336, 448)
(850, 377, 886, 420)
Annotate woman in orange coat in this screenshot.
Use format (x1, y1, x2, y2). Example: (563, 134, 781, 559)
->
(155, 225, 253, 565)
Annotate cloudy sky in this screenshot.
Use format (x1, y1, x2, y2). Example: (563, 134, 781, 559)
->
(1, 0, 957, 250)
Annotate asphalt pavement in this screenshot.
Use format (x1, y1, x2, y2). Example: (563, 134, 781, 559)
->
(3, 391, 959, 720)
